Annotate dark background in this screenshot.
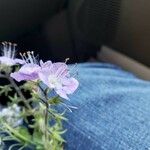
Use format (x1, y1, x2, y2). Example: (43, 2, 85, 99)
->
(0, 0, 149, 66)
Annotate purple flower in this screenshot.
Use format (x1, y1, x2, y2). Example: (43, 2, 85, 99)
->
(39, 62, 79, 99)
(10, 51, 42, 82)
(40, 60, 53, 71)
(11, 51, 79, 99)
(11, 63, 41, 82)
(10, 52, 53, 82)
(0, 42, 25, 66)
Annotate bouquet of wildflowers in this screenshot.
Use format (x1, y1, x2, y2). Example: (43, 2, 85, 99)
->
(0, 42, 79, 150)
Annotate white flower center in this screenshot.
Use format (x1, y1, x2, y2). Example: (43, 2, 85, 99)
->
(48, 75, 62, 89)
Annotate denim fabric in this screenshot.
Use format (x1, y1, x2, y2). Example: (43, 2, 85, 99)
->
(1, 63, 150, 150)
(62, 63, 150, 150)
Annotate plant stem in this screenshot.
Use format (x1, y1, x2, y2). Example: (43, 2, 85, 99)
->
(7, 75, 32, 110)
(4, 123, 35, 145)
(0, 73, 32, 109)
(38, 84, 50, 149)
(44, 101, 49, 150)
(0, 72, 31, 109)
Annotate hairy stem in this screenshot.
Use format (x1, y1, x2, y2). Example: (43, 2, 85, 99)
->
(0, 72, 31, 109)
(45, 101, 49, 150)
(7, 76, 32, 109)
(38, 84, 50, 149)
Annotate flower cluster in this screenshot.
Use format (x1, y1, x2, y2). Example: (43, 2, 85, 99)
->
(0, 42, 79, 100)
(0, 42, 79, 150)
(0, 104, 22, 127)
(0, 42, 24, 66)
(11, 52, 79, 99)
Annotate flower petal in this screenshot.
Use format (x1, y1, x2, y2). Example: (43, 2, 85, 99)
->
(0, 56, 16, 66)
(53, 63, 69, 77)
(19, 63, 41, 75)
(10, 72, 39, 82)
(40, 60, 52, 69)
(38, 72, 49, 86)
(55, 89, 69, 100)
(62, 77, 79, 94)
(14, 58, 25, 64)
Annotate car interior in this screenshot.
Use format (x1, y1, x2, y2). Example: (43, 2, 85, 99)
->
(0, 0, 149, 81)
(0, 1, 150, 149)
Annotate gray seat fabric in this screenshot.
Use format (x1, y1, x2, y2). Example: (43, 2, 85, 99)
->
(68, 0, 121, 45)
(43, 0, 121, 62)
(65, 0, 121, 61)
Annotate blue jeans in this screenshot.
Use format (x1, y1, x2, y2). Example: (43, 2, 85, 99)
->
(63, 63, 150, 150)
(2, 63, 150, 150)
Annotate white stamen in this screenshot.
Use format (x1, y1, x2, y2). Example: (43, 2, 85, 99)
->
(27, 51, 34, 64)
(65, 58, 70, 63)
(11, 43, 17, 58)
(1, 42, 16, 59)
(2, 42, 7, 56)
(8, 42, 12, 58)
(31, 51, 37, 64)
(23, 53, 29, 63)
(19, 53, 26, 62)
(61, 103, 78, 112)
(20, 51, 38, 64)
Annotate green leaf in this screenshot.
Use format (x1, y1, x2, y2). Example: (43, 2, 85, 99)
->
(21, 81, 38, 92)
(48, 96, 62, 105)
(8, 93, 19, 103)
(17, 127, 31, 142)
(36, 145, 44, 150)
(2, 136, 14, 142)
(56, 129, 67, 135)
(32, 130, 43, 145)
(0, 65, 12, 73)
(31, 92, 40, 100)
(55, 113, 67, 121)
(0, 84, 12, 96)
(51, 131, 65, 143)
